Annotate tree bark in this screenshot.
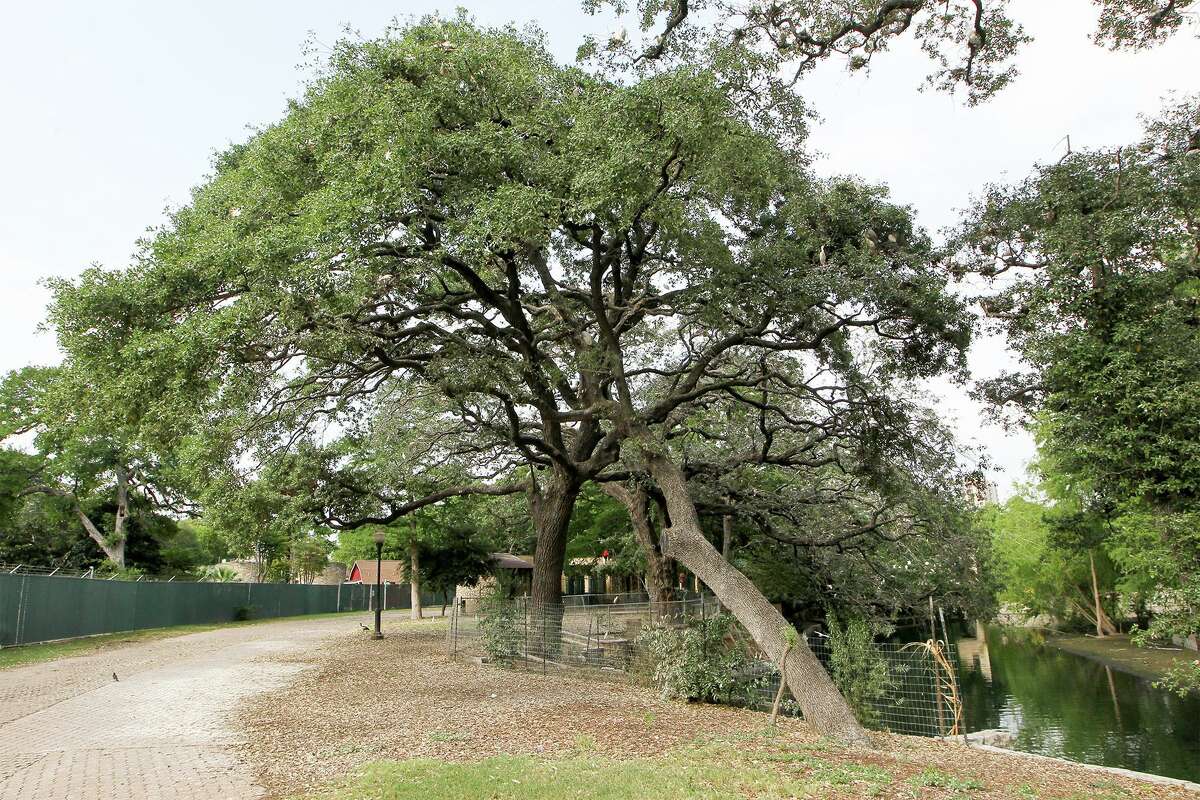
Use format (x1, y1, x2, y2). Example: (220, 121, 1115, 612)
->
(529, 469, 580, 607)
(602, 483, 675, 617)
(23, 481, 127, 568)
(409, 538, 423, 620)
(643, 447, 871, 746)
(1089, 550, 1110, 637)
(71, 502, 125, 568)
(112, 467, 130, 564)
(528, 468, 580, 659)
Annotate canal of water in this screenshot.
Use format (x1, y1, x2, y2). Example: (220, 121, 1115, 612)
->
(956, 626, 1200, 783)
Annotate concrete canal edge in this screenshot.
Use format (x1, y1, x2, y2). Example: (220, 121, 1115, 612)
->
(961, 737, 1200, 793)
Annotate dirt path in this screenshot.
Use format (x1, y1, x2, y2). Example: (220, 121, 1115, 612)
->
(238, 623, 1195, 799)
(0, 610, 393, 799)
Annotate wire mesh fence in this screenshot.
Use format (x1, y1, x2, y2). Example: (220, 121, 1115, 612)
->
(744, 634, 964, 737)
(447, 595, 964, 739)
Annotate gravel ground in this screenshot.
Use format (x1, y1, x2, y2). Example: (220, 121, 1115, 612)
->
(237, 622, 1193, 799)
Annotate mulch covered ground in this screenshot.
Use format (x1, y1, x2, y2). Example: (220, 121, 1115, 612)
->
(236, 620, 1193, 799)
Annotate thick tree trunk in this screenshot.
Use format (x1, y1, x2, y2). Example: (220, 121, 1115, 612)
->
(528, 469, 580, 659)
(71, 503, 124, 568)
(601, 483, 675, 618)
(643, 448, 871, 746)
(30, 481, 126, 568)
(410, 539, 423, 620)
(112, 468, 130, 565)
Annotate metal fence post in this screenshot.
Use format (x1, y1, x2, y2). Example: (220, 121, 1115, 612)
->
(542, 604, 547, 676)
(15, 575, 28, 645)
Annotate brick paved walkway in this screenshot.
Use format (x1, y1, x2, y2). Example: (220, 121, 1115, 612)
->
(0, 611, 396, 799)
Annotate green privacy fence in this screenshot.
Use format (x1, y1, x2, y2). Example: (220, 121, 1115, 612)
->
(0, 573, 448, 647)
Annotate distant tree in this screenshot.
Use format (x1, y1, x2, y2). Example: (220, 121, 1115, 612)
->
(199, 448, 334, 582)
(961, 99, 1200, 512)
(174, 518, 231, 564)
(421, 526, 494, 614)
(0, 366, 191, 568)
(290, 534, 335, 583)
(980, 492, 1119, 633)
(0, 448, 85, 567)
(961, 98, 1200, 644)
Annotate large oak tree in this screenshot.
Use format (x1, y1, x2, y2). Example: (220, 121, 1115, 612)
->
(48, 19, 975, 742)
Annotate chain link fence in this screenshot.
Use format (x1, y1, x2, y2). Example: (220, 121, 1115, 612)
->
(447, 596, 963, 738)
(0, 562, 200, 581)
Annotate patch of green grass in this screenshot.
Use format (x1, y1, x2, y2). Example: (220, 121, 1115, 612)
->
(810, 760, 892, 788)
(311, 752, 818, 800)
(908, 767, 984, 792)
(0, 625, 226, 670)
(753, 748, 892, 790)
(314, 738, 1144, 800)
(0, 610, 434, 671)
(1061, 779, 1134, 800)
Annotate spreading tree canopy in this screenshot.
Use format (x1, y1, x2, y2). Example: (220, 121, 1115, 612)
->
(960, 98, 1200, 658)
(960, 99, 1200, 512)
(42, 17, 985, 742)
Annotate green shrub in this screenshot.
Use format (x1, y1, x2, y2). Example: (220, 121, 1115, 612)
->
(1155, 659, 1200, 698)
(637, 613, 762, 705)
(478, 593, 521, 663)
(825, 612, 892, 727)
(197, 564, 239, 583)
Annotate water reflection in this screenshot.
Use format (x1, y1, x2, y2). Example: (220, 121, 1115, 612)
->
(956, 625, 1200, 783)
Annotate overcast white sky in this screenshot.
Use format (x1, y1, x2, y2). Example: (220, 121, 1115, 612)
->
(1, 1, 1195, 497)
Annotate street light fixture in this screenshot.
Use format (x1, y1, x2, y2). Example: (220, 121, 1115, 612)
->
(371, 529, 386, 640)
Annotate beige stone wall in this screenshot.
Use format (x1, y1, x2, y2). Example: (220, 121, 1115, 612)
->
(456, 576, 497, 613)
(219, 560, 262, 583)
(308, 563, 346, 586)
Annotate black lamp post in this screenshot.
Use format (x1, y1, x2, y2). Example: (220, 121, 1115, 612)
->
(372, 529, 386, 640)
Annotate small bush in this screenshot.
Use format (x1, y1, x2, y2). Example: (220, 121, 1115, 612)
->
(637, 613, 762, 705)
(197, 564, 240, 583)
(1155, 659, 1200, 698)
(478, 593, 521, 663)
(825, 612, 892, 727)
